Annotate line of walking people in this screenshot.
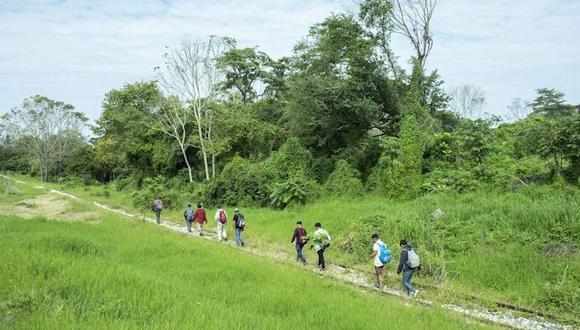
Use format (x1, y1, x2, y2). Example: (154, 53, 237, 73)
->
(153, 197, 420, 297)
(152, 197, 246, 246)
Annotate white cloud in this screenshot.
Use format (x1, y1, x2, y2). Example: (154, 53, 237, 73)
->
(0, 0, 578, 121)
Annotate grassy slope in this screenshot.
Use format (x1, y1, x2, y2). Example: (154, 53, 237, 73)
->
(0, 198, 494, 329)
(6, 174, 580, 319)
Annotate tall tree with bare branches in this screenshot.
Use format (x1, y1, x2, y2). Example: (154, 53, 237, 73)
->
(389, 0, 437, 69)
(155, 36, 231, 181)
(448, 84, 486, 118)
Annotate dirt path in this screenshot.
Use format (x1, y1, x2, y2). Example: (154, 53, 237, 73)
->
(0, 175, 573, 330)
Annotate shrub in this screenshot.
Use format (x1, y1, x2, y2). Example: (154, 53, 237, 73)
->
(325, 160, 363, 197)
(131, 176, 179, 210)
(269, 179, 320, 209)
(204, 156, 274, 207)
(265, 137, 313, 182)
(422, 169, 479, 193)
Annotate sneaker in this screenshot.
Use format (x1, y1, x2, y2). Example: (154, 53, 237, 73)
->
(373, 283, 380, 289)
(412, 290, 419, 298)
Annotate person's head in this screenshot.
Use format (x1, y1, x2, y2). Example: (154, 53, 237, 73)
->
(187, 204, 191, 208)
(399, 239, 408, 249)
(371, 233, 379, 243)
(156, 196, 161, 200)
(296, 221, 302, 227)
(315, 222, 321, 228)
(197, 203, 202, 209)
(234, 208, 240, 214)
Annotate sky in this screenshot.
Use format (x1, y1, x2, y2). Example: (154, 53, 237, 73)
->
(1, 0, 579, 122)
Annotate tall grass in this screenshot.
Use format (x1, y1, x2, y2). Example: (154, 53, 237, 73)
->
(0, 215, 494, 329)
(5, 174, 580, 318)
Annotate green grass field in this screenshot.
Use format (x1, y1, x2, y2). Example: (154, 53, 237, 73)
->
(2, 174, 579, 323)
(0, 183, 496, 329)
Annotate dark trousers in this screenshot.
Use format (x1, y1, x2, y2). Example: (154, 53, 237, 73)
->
(317, 249, 325, 269)
(296, 244, 306, 263)
(155, 210, 161, 224)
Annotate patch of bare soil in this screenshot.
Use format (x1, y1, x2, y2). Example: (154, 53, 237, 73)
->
(0, 194, 99, 223)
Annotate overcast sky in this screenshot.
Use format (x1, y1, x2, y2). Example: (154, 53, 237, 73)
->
(1, 0, 578, 121)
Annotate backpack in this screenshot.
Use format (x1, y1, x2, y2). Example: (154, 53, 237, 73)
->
(406, 249, 421, 268)
(219, 210, 227, 224)
(237, 214, 246, 228)
(377, 242, 392, 264)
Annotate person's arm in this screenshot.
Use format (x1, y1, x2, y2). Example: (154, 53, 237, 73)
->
(369, 243, 378, 259)
(291, 229, 297, 244)
(397, 250, 407, 274)
(215, 210, 220, 222)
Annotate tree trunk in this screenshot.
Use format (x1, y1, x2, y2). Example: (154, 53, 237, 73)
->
(179, 143, 194, 183)
(212, 153, 216, 178)
(196, 120, 210, 181)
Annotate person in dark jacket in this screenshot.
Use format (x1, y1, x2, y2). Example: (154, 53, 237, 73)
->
(397, 239, 420, 297)
(290, 221, 308, 263)
(183, 204, 194, 233)
(233, 208, 245, 246)
(152, 196, 163, 224)
(193, 203, 207, 236)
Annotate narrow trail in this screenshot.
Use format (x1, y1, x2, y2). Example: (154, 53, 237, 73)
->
(1, 175, 574, 330)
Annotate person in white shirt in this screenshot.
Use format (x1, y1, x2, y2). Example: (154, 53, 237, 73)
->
(214, 207, 228, 241)
(369, 233, 387, 289)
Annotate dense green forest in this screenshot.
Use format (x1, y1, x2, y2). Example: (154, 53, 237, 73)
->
(1, 6, 578, 206)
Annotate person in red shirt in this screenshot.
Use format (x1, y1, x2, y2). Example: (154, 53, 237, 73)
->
(290, 221, 308, 263)
(193, 203, 207, 236)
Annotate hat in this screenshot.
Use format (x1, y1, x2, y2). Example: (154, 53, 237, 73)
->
(234, 208, 240, 212)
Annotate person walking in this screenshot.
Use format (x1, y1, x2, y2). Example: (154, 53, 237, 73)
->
(233, 208, 246, 246)
(312, 223, 331, 271)
(397, 239, 421, 297)
(290, 221, 308, 263)
(193, 203, 207, 236)
(369, 233, 391, 289)
(183, 204, 194, 233)
(152, 196, 163, 224)
(215, 206, 228, 241)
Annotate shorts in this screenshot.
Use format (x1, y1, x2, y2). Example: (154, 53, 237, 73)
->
(375, 266, 384, 275)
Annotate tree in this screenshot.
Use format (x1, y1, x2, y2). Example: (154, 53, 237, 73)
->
(149, 97, 196, 182)
(359, 0, 402, 80)
(218, 46, 272, 106)
(94, 82, 164, 182)
(507, 97, 531, 121)
(448, 84, 486, 118)
(156, 36, 231, 180)
(3, 95, 87, 181)
(390, 0, 437, 70)
(530, 88, 576, 117)
(285, 15, 395, 155)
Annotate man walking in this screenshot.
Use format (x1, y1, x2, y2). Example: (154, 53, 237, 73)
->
(233, 208, 245, 246)
(369, 233, 391, 289)
(215, 206, 228, 241)
(397, 239, 421, 297)
(312, 223, 331, 271)
(291, 221, 308, 263)
(152, 196, 163, 224)
(193, 203, 207, 236)
(183, 204, 194, 233)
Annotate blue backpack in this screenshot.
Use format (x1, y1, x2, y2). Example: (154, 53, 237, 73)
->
(378, 242, 392, 264)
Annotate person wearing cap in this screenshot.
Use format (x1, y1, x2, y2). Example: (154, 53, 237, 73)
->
(233, 208, 246, 246)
